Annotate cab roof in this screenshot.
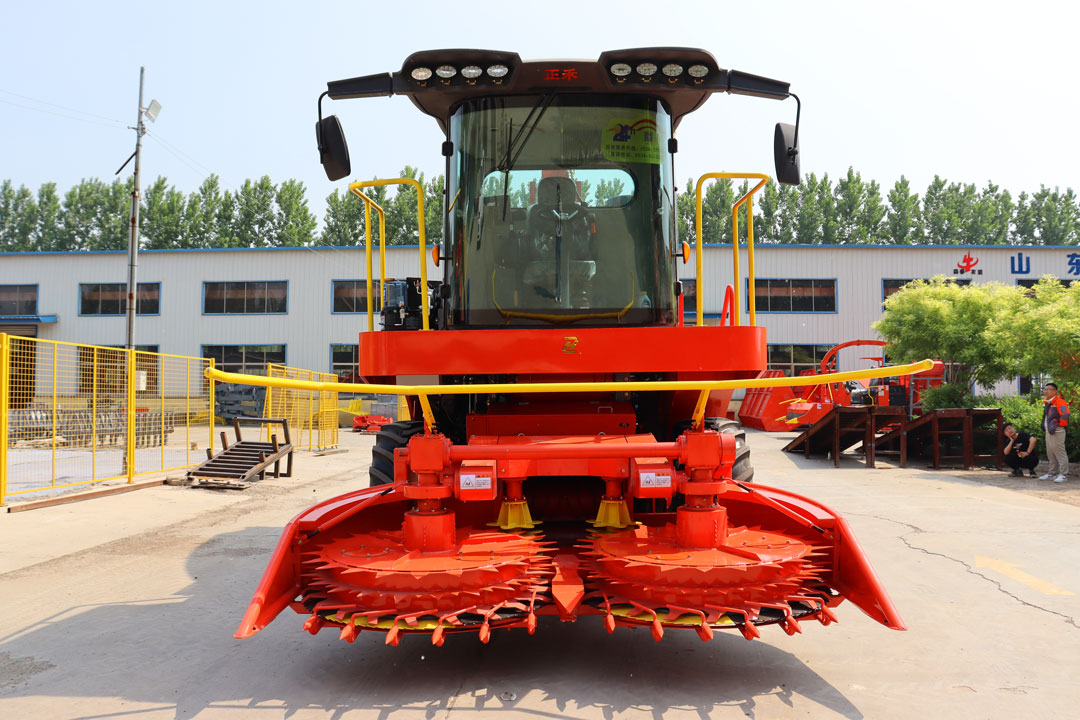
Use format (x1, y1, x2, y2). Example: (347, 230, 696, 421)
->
(325, 47, 791, 132)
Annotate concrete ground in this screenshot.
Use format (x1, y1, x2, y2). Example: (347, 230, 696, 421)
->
(1, 428, 1078, 720)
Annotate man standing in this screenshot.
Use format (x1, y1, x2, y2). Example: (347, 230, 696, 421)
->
(1040, 382, 1070, 483)
(1003, 423, 1038, 477)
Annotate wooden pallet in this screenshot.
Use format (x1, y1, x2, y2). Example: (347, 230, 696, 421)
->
(874, 408, 1003, 469)
(782, 406, 907, 468)
(187, 417, 293, 485)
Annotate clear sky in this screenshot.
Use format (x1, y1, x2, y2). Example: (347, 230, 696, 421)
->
(2, 0, 1077, 224)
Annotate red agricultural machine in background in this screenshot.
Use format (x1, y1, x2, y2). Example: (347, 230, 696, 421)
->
(740, 340, 945, 431)
(216, 49, 929, 648)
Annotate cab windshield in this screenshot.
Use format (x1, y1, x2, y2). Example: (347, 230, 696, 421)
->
(446, 95, 676, 327)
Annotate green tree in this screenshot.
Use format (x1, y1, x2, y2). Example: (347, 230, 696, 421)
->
(594, 177, 626, 207)
(34, 183, 62, 250)
(886, 176, 923, 244)
(0, 180, 38, 251)
(966, 182, 1013, 245)
(273, 179, 318, 246)
(987, 277, 1080, 387)
(1012, 186, 1080, 245)
(424, 172, 445, 246)
(795, 173, 824, 244)
(233, 176, 277, 247)
(873, 277, 1022, 388)
(141, 176, 186, 249)
(321, 187, 368, 246)
(183, 175, 226, 248)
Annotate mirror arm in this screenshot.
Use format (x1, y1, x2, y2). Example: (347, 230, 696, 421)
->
(316, 91, 329, 153)
(788, 92, 801, 159)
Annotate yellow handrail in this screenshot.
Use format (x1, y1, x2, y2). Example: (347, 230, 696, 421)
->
(349, 188, 387, 333)
(694, 173, 770, 327)
(349, 178, 429, 330)
(207, 359, 934, 434)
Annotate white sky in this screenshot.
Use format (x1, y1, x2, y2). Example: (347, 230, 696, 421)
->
(2, 0, 1077, 224)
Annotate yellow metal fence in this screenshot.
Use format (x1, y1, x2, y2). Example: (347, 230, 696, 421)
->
(1, 334, 215, 505)
(262, 364, 339, 451)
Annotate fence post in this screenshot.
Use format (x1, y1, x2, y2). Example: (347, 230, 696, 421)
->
(0, 333, 8, 506)
(126, 348, 136, 484)
(51, 342, 57, 488)
(209, 358, 216, 454)
(307, 370, 315, 451)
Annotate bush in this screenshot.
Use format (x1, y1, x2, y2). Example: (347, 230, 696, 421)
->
(919, 383, 975, 412)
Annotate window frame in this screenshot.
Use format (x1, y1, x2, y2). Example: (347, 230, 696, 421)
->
(0, 283, 39, 316)
(331, 279, 382, 314)
(200, 344, 288, 375)
(746, 278, 838, 314)
(78, 282, 161, 317)
(766, 343, 836, 377)
(330, 343, 360, 379)
(201, 281, 289, 316)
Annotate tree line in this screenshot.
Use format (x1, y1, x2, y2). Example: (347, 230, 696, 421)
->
(3, 167, 1079, 252)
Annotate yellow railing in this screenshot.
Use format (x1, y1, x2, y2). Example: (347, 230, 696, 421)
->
(1, 334, 215, 506)
(695, 172, 770, 327)
(349, 178, 430, 331)
(208, 359, 934, 434)
(262, 364, 340, 451)
(350, 187, 387, 333)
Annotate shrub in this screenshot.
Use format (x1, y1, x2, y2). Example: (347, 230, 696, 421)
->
(919, 383, 975, 412)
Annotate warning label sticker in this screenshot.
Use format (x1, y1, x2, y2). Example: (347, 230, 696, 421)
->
(639, 472, 672, 488)
(460, 474, 493, 490)
(602, 117, 660, 165)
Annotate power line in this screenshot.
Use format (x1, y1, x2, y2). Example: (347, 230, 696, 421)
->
(0, 96, 126, 130)
(0, 88, 127, 124)
(144, 129, 215, 177)
(144, 132, 208, 180)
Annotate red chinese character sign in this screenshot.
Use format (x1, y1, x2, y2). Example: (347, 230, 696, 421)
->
(954, 252, 981, 275)
(539, 67, 581, 83)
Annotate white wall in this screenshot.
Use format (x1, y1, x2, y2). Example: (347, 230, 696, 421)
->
(2, 243, 1075, 378)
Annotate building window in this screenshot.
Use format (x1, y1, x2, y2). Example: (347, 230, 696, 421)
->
(333, 280, 381, 313)
(767, 344, 835, 377)
(80, 283, 160, 316)
(678, 279, 696, 315)
(1016, 278, 1074, 289)
(331, 344, 359, 379)
(752, 279, 836, 313)
(0, 284, 37, 316)
(883, 278, 972, 303)
(203, 281, 287, 314)
(202, 345, 286, 375)
(77, 345, 160, 396)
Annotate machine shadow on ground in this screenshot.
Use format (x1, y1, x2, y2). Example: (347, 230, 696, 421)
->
(0, 526, 865, 720)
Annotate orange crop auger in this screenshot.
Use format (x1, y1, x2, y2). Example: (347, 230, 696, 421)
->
(225, 48, 919, 647)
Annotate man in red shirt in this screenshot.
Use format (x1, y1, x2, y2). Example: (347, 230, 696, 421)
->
(1040, 382, 1071, 483)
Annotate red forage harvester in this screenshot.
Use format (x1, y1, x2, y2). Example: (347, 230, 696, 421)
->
(223, 49, 925, 648)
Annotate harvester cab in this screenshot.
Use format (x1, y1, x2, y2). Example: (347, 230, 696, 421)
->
(227, 49, 924, 649)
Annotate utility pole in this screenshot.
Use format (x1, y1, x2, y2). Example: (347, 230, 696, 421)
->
(125, 67, 145, 350)
(115, 67, 160, 350)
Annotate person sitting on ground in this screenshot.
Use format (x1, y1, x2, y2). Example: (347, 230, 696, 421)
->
(1003, 422, 1038, 478)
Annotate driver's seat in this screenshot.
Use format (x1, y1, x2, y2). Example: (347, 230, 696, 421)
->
(527, 176, 587, 241)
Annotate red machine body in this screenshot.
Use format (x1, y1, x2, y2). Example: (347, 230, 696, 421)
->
(352, 414, 394, 433)
(236, 48, 906, 647)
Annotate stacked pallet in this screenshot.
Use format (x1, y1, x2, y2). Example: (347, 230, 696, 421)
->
(214, 383, 267, 423)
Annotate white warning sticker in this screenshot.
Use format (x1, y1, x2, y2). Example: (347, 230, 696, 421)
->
(460, 474, 492, 490)
(639, 472, 671, 488)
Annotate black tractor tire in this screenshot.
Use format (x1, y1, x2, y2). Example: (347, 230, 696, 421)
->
(673, 417, 753, 483)
(369, 420, 425, 487)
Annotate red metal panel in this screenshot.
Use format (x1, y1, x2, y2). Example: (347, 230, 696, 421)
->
(358, 325, 766, 377)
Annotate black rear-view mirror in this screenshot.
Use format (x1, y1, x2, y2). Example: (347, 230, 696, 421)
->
(316, 115, 351, 181)
(773, 122, 800, 186)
